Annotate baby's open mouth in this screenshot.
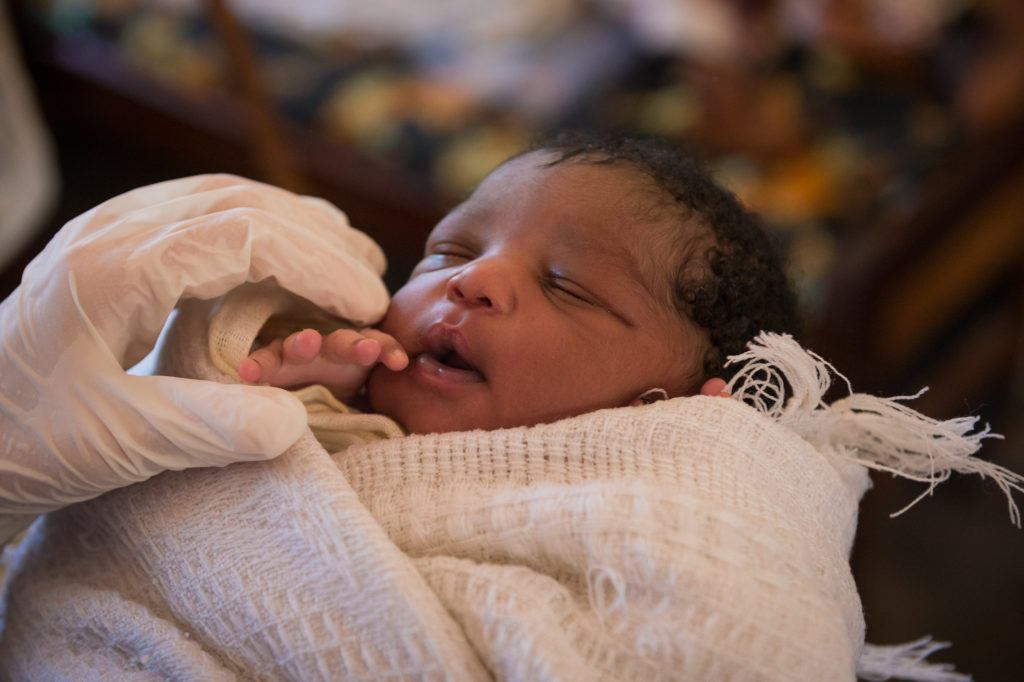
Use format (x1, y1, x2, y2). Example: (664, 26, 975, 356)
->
(437, 349, 474, 371)
(414, 324, 486, 385)
(415, 350, 485, 383)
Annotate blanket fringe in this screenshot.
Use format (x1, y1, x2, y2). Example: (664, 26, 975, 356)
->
(724, 333, 1023, 527)
(857, 638, 972, 682)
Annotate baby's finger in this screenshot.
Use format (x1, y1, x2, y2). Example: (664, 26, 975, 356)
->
(238, 357, 262, 383)
(241, 338, 284, 383)
(322, 329, 382, 367)
(282, 329, 322, 365)
(699, 377, 730, 398)
(357, 328, 409, 370)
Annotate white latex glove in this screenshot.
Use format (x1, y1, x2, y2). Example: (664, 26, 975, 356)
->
(0, 174, 389, 540)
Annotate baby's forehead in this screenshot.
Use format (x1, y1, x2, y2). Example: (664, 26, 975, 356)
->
(465, 150, 683, 232)
(447, 155, 692, 307)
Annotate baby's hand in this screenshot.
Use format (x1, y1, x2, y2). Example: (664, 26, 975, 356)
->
(239, 328, 409, 403)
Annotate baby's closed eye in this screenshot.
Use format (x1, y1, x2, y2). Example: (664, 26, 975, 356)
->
(545, 276, 594, 305)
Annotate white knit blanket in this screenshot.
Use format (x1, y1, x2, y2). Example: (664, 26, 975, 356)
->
(3, 282, 1018, 680)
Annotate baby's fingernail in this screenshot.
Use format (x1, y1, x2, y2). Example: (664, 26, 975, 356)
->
(355, 339, 379, 365)
(291, 330, 316, 352)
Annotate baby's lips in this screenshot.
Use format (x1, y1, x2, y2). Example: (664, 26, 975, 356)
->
(414, 352, 486, 384)
(422, 323, 483, 377)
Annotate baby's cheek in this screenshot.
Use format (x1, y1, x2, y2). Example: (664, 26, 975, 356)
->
(555, 351, 642, 406)
(364, 367, 396, 413)
(372, 311, 402, 344)
(362, 370, 388, 421)
(363, 368, 475, 434)
(382, 276, 438, 330)
(495, 365, 605, 424)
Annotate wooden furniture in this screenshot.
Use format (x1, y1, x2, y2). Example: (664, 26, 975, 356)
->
(810, 123, 1024, 420)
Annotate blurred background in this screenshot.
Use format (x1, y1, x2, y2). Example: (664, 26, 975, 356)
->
(1, 0, 1022, 678)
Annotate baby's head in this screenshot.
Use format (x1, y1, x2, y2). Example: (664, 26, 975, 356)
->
(367, 131, 797, 434)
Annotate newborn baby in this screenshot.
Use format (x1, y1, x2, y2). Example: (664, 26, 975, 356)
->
(239, 131, 797, 434)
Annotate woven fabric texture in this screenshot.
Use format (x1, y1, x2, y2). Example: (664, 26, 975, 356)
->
(0, 282, 871, 680)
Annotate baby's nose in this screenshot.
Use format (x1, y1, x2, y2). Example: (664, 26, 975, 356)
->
(446, 261, 515, 313)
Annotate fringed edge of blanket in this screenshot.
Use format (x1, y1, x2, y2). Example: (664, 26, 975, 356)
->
(724, 332, 1023, 682)
(858, 638, 972, 682)
(725, 332, 1022, 527)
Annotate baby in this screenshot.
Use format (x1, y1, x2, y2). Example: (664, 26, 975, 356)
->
(238, 131, 797, 434)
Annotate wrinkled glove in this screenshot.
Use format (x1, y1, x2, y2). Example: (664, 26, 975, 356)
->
(0, 174, 389, 540)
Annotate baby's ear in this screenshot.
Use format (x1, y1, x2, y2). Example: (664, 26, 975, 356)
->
(630, 388, 669, 406)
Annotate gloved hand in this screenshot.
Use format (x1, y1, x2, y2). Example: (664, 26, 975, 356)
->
(0, 174, 389, 539)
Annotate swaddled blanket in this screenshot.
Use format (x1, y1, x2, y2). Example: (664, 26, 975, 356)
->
(2, 276, 1021, 680)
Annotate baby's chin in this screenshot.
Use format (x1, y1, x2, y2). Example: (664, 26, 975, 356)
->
(363, 370, 498, 434)
(363, 367, 465, 435)
(364, 369, 403, 428)
(364, 378, 584, 435)
(365, 393, 471, 435)
(365, 365, 635, 434)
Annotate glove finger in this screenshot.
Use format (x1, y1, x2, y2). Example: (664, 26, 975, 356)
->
(92, 207, 389, 365)
(18, 176, 228, 291)
(120, 374, 308, 471)
(60, 175, 224, 248)
(69, 175, 262, 239)
(97, 178, 371, 259)
(61, 176, 377, 284)
(181, 207, 388, 318)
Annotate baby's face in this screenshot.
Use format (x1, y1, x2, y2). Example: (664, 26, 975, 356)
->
(367, 151, 704, 434)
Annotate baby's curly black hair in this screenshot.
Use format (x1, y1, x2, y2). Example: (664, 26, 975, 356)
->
(532, 130, 799, 380)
